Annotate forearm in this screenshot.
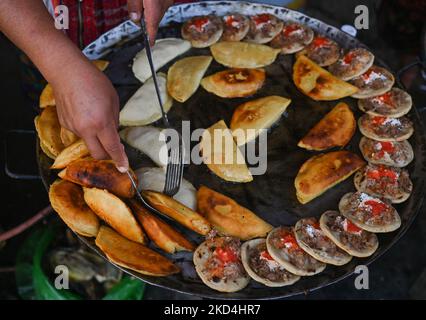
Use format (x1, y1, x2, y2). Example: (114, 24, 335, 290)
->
(0, 0, 91, 85)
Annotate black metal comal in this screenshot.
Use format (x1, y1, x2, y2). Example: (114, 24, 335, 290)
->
(34, 1, 426, 299)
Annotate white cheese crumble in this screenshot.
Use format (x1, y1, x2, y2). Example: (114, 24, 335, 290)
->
(382, 117, 402, 126)
(375, 142, 382, 151)
(358, 192, 376, 203)
(259, 254, 286, 271)
(305, 224, 317, 238)
(364, 71, 387, 85)
(288, 28, 303, 36)
(231, 21, 239, 28)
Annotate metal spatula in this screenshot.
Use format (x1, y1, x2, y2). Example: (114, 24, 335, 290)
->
(137, 13, 184, 197)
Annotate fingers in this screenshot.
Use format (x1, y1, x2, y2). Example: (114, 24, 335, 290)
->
(82, 134, 109, 160)
(127, 0, 143, 22)
(97, 126, 129, 173)
(143, 0, 160, 46)
(143, 0, 173, 46)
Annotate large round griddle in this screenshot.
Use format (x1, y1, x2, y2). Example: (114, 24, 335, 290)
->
(37, 1, 426, 299)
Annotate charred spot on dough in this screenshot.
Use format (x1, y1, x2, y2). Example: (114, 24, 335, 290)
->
(298, 64, 312, 77)
(310, 87, 320, 95)
(298, 181, 310, 193)
(223, 69, 251, 83)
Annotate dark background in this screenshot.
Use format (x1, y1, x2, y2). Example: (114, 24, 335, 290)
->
(1, 0, 425, 299)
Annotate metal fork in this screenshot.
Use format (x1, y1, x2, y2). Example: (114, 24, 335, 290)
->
(127, 171, 176, 221)
(139, 13, 184, 196)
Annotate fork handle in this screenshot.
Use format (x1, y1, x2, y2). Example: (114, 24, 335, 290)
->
(140, 13, 170, 127)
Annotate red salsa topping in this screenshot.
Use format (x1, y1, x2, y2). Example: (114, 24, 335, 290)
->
(379, 141, 395, 153)
(374, 91, 394, 106)
(253, 14, 271, 25)
(376, 141, 395, 158)
(372, 116, 387, 126)
(311, 221, 321, 230)
(283, 24, 301, 36)
(214, 247, 238, 264)
(366, 166, 398, 182)
(343, 51, 356, 64)
(192, 17, 210, 31)
(225, 15, 238, 27)
(364, 200, 387, 216)
(312, 36, 330, 48)
(278, 232, 300, 251)
(260, 250, 274, 261)
(344, 219, 363, 234)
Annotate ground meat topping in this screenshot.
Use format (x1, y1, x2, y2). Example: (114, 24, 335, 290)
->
(247, 14, 282, 39)
(248, 242, 294, 282)
(182, 15, 223, 42)
(350, 66, 393, 91)
(295, 218, 336, 253)
(329, 48, 373, 79)
(203, 236, 245, 283)
(325, 212, 377, 252)
(270, 22, 313, 51)
(360, 137, 412, 167)
(269, 227, 323, 272)
(360, 114, 413, 139)
(341, 192, 398, 226)
(303, 36, 340, 66)
(359, 88, 412, 116)
(222, 14, 249, 41)
(359, 164, 413, 200)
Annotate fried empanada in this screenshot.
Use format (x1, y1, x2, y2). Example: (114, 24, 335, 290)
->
(119, 73, 173, 126)
(35, 106, 65, 158)
(60, 127, 79, 147)
(293, 55, 358, 101)
(298, 102, 355, 151)
(51, 139, 90, 169)
(201, 68, 265, 98)
(143, 191, 211, 235)
(132, 38, 191, 83)
(49, 180, 99, 237)
(211, 41, 280, 68)
(129, 199, 195, 253)
(167, 56, 212, 103)
(95, 226, 179, 277)
(39, 84, 55, 108)
(200, 120, 253, 183)
(58, 158, 136, 198)
(84, 187, 146, 244)
(230, 96, 291, 146)
(295, 151, 366, 204)
(197, 186, 272, 240)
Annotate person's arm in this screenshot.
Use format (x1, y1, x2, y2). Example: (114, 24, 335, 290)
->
(0, 0, 129, 171)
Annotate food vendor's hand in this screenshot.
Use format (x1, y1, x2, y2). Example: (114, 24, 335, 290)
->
(128, 0, 174, 45)
(53, 63, 129, 172)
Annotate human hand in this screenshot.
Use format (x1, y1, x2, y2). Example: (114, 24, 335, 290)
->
(53, 61, 129, 172)
(127, 0, 174, 45)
